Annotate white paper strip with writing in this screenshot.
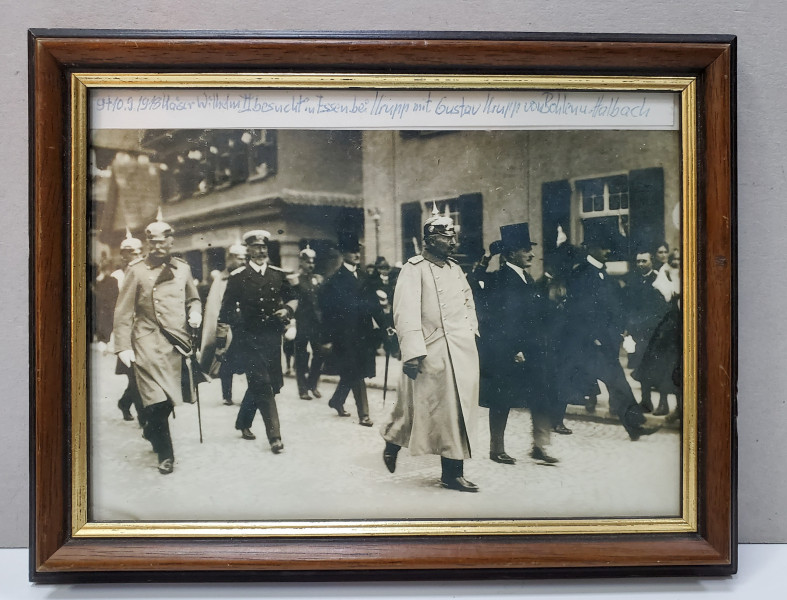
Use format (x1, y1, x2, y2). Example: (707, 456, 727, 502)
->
(91, 89, 678, 131)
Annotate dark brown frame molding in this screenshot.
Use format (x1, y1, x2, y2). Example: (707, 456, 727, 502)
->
(29, 30, 736, 582)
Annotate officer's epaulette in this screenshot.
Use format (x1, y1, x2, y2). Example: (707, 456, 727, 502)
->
(230, 265, 246, 276)
(170, 255, 188, 264)
(268, 264, 290, 273)
(447, 256, 459, 264)
(407, 255, 425, 265)
(128, 256, 144, 267)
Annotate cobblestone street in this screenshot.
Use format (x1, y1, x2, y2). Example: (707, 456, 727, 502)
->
(89, 345, 682, 523)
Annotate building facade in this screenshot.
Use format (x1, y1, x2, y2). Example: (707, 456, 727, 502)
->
(362, 129, 680, 276)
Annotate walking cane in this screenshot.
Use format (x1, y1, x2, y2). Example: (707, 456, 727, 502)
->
(383, 350, 390, 404)
(189, 328, 205, 444)
(382, 326, 396, 405)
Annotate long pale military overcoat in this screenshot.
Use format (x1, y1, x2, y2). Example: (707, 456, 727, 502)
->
(382, 252, 480, 460)
(113, 256, 201, 408)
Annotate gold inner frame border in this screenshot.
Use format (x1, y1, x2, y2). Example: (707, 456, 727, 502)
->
(70, 73, 698, 539)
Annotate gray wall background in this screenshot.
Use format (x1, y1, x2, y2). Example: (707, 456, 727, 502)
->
(1, 0, 780, 548)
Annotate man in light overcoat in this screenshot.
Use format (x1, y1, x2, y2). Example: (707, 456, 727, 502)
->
(113, 215, 202, 475)
(380, 212, 481, 492)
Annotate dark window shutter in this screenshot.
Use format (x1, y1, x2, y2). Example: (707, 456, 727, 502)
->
(456, 193, 484, 264)
(629, 167, 665, 256)
(542, 180, 572, 253)
(401, 201, 423, 262)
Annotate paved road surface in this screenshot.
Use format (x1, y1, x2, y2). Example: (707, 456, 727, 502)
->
(88, 345, 682, 523)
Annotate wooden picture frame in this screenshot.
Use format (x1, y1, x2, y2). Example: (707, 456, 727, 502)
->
(29, 30, 736, 582)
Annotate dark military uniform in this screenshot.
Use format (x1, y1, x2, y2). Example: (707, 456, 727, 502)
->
(218, 262, 295, 445)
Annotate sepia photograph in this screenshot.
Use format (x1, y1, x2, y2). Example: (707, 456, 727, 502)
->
(84, 83, 687, 527)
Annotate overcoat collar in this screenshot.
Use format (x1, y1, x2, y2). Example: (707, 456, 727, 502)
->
(422, 248, 451, 268)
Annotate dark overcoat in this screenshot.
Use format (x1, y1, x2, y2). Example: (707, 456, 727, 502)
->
(218, 264, 294, 394)
(632, 298, 681, 393)
(478, 265, 549, 411)
(623, 270, 667, 369)
(563, 258, 628, 404)
(318, 266, 379, 379)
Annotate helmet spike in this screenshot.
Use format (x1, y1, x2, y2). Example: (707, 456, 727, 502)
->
(431, 202, 439, 216)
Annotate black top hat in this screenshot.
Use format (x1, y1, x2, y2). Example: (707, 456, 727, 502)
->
(337, 231, 361, 253)
(500, 223, 537, 251)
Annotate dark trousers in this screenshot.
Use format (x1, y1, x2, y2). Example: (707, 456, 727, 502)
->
(440, 457, 465, 480)
(329, 376, 370, 418)
(234, 370, 281, 443)
(141, 401, 174, 463)
(594, 350, 645, 432)
(220, 370, 233, 402)
(118, 371, 144, 424)
(489, 406, 550, 455)
(294, 337, 322, 395)
(489, 408, 510, 455)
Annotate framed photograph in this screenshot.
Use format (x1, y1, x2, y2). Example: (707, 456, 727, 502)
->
(30, 31, 736, 581)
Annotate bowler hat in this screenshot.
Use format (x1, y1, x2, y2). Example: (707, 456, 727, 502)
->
(500, 222, 537, 251)
(337, 231, 361, 253)
(243, 230, 271, 246)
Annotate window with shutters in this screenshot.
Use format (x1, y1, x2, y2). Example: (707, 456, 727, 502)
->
(577, 174, 630, 218)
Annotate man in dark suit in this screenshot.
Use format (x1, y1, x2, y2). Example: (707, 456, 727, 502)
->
(318, 231, 379, 427)
(623, 249, 668, 412)
(565, 221, 658, 441)
(291, 246, 324, 400)
(478, 223, 556, 465)
(216, 230, 297, 454)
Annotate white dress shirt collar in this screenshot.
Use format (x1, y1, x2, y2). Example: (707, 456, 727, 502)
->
(344, 263, 358, 277)
(586, 254, 605, 270)
(248, 260, 267, 276)
(506, 261, 529, 284)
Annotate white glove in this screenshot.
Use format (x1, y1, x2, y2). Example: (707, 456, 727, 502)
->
(188, 312, 202, 329)
(118, 349, 136, 368)
(622, 335, 637, 354)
